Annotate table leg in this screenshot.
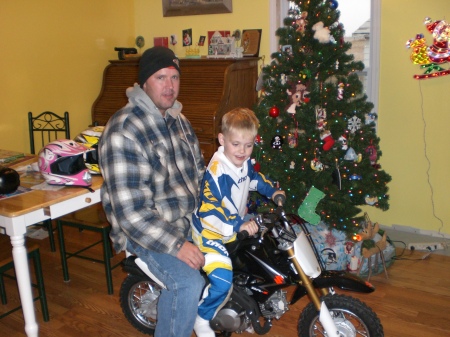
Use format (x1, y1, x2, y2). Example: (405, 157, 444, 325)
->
(10, 234, 39, 337)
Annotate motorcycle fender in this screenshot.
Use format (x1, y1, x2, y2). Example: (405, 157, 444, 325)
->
(313, 270, 375, 293)
(293, 231, 321, 278)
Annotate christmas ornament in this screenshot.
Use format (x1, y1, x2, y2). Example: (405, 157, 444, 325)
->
(297, 186, 326, 225)
(320, 129, 335, 151)
(288, 121, 299, 148)
(251, 158, 261, 172)
(329, 0, 339, 10)
(337, 82, 344, 100)
(290, 161, 295, 169)
(344, 147, 358, 161)
(365, 144, 378, 164)
(315, 106, 327, 130)
(338, 134, 348, 150)
(269, 106, 280, 118)
(288, 133, 298, 148)
(312, 22, 336, 44)
(365, 112, 378, 125)
(347, 115, 362, 133)
(349, 174, 362, 181)
(365, 196, 378, 205)
(255, 134, 262, 145)
(286, 82, 309, 114)
(295, 11, 308, 34)
(271, 135, 283, 149)
(310, 158, 324, 171)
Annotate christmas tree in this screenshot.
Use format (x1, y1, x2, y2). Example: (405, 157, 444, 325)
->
(252, 0, 391, 237)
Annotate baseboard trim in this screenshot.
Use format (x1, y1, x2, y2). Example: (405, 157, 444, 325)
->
(380, 224, 450, 239)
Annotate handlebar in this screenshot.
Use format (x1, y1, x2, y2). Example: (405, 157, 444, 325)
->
(237, 230, 249, 241)
(273, 193, 286, 207)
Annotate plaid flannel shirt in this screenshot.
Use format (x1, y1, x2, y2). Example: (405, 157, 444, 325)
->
(99, 84, 205, 256)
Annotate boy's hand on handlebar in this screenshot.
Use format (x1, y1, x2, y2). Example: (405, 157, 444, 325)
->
(272, 190, 286, 206)
(239, 220, 259, 236)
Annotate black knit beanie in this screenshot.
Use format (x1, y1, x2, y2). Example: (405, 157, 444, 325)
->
(138, 46, 181, 87)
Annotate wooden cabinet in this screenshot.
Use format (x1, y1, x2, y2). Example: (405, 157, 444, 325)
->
(92, 57, 259, 162)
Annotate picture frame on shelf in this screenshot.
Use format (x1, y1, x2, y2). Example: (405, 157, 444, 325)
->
(162, 0, 232, 17)
(182, 29, 193, 47)
(241, 29, 262, 57)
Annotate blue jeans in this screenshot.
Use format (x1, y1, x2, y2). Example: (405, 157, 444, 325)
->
(128, 240, 205, 337)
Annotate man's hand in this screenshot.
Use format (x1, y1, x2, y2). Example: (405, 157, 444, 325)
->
(176, 241, 205, 270)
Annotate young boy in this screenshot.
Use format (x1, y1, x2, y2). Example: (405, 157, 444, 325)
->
(191, 108, 285, 337)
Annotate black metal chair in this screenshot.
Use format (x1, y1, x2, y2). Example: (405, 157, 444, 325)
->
(56, 204, 121, 295)
(28, 111, 71, 252)
(0, 234, 49, 321)
(28, 111, 70, 154)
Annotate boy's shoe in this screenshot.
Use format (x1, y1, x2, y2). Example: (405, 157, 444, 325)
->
(194, 315, 215, 337)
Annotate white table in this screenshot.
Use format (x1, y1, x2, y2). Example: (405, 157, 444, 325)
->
(0, 163, 102, 337)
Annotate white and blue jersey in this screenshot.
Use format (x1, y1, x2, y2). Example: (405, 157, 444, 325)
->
(192, 146, 277, 243)
(191, 146, 277, 321)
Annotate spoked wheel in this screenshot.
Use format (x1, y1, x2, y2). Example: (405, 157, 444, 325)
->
(120, 273, 163, 335)
(298, 294, 384, 337)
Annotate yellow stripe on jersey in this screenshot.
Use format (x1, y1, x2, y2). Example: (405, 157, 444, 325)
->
(203, 261, 232, 275)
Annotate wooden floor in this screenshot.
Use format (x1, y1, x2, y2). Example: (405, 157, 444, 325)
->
(1, 226, 450, 337)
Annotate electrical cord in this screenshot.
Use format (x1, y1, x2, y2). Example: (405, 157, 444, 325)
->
(419, 81, 445, 236)
(390, 239, 432, 261)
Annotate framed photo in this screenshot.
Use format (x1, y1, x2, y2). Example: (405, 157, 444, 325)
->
(162, 0, 232, 17)
(241, 29, 262, 57)
(182, 29, 192, 47)
(198, 36, 206, 46)
(282, 44, 293, 55)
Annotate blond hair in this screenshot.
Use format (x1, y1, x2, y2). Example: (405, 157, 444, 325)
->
(221, 108, 259, 137)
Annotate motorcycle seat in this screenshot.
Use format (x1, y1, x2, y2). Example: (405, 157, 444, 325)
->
(124, 250, 167, 289)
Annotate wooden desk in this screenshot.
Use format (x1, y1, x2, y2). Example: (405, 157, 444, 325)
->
(0, 163, 102, 337)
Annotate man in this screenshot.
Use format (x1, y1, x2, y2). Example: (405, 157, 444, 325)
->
(99, 46, 206, 337)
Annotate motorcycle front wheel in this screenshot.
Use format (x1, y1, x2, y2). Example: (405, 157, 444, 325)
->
(120, 273, 163, 336)
(297, 294, 384, 337)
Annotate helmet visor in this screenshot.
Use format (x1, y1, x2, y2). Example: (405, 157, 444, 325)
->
(50, 154, 86, 175)
(84, 148, 98, 164)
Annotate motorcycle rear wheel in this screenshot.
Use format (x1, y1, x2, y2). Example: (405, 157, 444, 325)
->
(120, 273, 163, 336)
(297, 294, 384, 337)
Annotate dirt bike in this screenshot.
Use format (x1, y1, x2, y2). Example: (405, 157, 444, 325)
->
(119, 195, 384, 336)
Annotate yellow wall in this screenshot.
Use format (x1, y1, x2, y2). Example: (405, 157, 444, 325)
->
(1, 0, 449, 235)
(364, 0, 450, 236)
(133, 0, 270, 60)
(0, 0, 135, 152)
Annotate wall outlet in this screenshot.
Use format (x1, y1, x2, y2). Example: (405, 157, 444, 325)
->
(408, 242, 447, 251)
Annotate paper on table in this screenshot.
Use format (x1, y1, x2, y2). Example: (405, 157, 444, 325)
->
(0, 186, 32, 200)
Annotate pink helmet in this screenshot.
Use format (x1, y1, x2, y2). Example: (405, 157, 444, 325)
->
(38, 139, 92, 187)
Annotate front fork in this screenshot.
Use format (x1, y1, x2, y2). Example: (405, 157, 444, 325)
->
(286, 247, 339, 337)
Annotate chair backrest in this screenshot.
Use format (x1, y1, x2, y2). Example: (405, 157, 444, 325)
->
(28, 111, 70, 154)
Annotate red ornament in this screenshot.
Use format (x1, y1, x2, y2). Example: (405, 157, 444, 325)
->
(253, 162, 261, 172)
(255, 134, 261, 144)
(269, 106, 280, 118)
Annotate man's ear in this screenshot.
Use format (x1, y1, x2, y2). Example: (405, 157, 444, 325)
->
(218, 133, 225, 146)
